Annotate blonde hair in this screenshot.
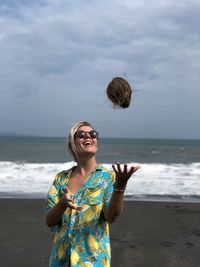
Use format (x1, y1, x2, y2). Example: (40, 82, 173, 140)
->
(67, 121, 95, 159)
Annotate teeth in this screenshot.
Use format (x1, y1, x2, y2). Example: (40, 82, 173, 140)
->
(84, 142, 92, 145)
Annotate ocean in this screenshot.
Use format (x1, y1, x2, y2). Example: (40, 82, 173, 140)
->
(0, 136, 200, 202)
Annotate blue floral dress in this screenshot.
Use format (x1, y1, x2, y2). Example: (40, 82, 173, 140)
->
(46, 165, 115, 267)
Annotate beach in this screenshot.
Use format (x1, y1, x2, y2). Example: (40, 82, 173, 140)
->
(1, 199, 200, 267)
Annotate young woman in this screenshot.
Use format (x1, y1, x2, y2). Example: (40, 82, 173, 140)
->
(45, 121, 140, 267)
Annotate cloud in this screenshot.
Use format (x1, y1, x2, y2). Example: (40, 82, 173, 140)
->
(0, 0, 200, 138)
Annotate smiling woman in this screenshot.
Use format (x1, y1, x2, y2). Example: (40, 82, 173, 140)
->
(45, 121, 140, 267)
(67, 122, 99, 161)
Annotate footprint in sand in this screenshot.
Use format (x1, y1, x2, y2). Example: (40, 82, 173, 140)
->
(160, 241, 175, 247)
(185, 241, 194, 248)
(192, 229, 200, 237)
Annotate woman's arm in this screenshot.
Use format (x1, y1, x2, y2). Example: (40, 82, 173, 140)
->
(46, 199, 67, 227)
(46, 187, 83, 227)
(104, 163, 140, 224)
(104, 190, 125, 224)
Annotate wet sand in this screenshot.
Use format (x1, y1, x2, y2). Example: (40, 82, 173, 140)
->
(1, 199, 200, 267)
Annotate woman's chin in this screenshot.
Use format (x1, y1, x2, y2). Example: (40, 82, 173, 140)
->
(80, 149, 97, 156)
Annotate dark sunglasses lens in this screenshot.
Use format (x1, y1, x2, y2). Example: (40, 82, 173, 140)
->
(90, 130, 98, 139)
(76, 131, 86, 138)
(76, 130, 98, 139)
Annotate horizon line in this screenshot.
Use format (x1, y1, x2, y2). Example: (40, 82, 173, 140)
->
(0, 132, 199, 141)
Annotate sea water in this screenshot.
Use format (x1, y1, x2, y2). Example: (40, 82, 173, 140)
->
(0, 136, 199, 202)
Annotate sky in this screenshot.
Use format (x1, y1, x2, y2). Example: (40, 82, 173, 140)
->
(0, 0, 200, 139)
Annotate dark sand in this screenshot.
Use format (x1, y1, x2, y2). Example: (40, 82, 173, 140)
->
(1, 199, 200, 267)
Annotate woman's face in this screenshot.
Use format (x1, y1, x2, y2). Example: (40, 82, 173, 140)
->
(74, 125, 98, 157)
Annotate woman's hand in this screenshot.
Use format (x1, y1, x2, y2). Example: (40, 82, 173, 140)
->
(112, 162, 140, 188)
(62, 187, 83, 211)
(104, 163, 140, 223)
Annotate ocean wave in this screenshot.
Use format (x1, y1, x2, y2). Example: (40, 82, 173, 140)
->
(0, 161, 200, 201)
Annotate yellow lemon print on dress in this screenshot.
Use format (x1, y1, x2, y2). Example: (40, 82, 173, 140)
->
(64, 207, 71, 215)
(79, 203, 90, 212)
(87, 235, 99, 252)
(90, 188, 102, 198)
(48, 186, 57, 195)
(106, 243, 111, 257)
(100, 257, 110, 267)
(57, 245, 65, 259)
(82, 208, 94, 224)
(80, 262, 93, 267)
(59, 224, 67, 238)
(71, 251, 80, 266)
(53, 232, 61, 243)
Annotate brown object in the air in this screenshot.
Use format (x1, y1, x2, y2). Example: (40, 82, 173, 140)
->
(106, 77, 132, 108)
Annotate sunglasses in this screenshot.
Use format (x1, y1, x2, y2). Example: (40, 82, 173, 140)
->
(75, 130, 99, 139)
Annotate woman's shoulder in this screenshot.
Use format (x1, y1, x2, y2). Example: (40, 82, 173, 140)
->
(54, 166, 75, 181)
(55, 170, 67, 178)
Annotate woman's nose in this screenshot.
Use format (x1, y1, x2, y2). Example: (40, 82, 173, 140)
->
(84, 133, 91, 138)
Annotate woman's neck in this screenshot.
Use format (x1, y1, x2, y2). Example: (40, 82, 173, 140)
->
(75, 156, 97, 177)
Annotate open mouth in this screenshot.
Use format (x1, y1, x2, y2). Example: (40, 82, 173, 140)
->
(83, 141, 92, 146)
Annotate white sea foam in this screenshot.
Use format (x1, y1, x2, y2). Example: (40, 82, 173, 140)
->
(0, 161, 200, 201)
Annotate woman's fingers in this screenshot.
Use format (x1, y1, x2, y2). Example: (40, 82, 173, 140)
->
(124, 164, 128, 173)
(112, 162, 122, 174)
(112, 162, 130, 175)
(117, 162, 123, 173)
(62, 196, 83, 211)
(62, 186, 83, 211)
(129, 165, 140, 176)
(113, 163, 140, 174)
(75, 206, 83, 211)
(112, 163, 140, 184)
(68, 202, 83, 211)
(112, 162, 123, 173)
(112, 164, 117, 173)
(133, 165, 140, 172)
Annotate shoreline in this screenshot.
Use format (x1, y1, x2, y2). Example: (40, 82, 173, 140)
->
(1, 199, 200, 266)
(0, 191, 200, 204)
(1, 194, 200, 204)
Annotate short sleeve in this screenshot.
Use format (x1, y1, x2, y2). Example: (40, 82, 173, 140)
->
(103, 171, 115, 209)
(45, 173, 62, 212)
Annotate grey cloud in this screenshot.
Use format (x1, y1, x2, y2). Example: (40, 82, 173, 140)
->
(0, 0, 199, 138)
